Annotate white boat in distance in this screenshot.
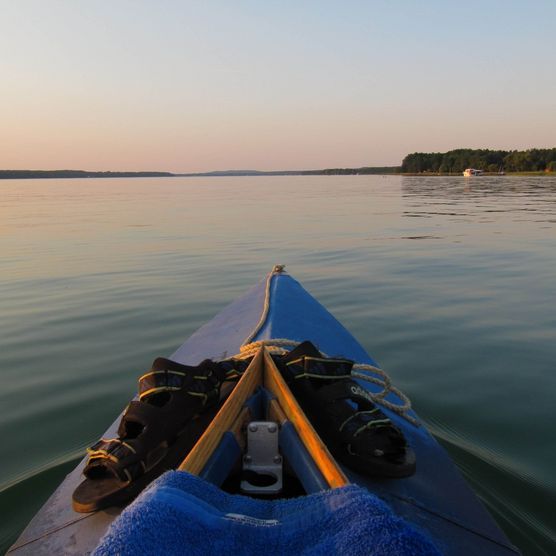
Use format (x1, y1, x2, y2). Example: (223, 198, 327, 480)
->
(463, 168, 484, 177)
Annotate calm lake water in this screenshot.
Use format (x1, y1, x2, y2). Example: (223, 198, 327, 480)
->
(1, 175, 555, 555)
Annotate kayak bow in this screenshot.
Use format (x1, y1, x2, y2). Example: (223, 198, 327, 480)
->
(8, 267, 520, 555)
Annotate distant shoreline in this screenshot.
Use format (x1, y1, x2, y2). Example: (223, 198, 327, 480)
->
(2, 170, 554, 180)
(0, 170, 175, 180)
(0, 167, 400, 180)
(3, 148, 555, 179)
(1, 161, 554, 181)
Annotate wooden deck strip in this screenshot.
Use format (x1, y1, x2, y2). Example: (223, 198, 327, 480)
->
(262, 349, 348, 489)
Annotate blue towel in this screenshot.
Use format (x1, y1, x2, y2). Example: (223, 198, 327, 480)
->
(93, 471, 440, 556)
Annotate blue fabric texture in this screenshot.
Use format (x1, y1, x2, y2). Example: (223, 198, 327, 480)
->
(93, 471, 441, 556)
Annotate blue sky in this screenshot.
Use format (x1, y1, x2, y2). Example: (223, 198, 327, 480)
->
(1, 1, 555, 171)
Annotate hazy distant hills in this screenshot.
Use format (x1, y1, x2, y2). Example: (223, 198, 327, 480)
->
(179, 170, 295, 176)
(178, 167, 400, 177)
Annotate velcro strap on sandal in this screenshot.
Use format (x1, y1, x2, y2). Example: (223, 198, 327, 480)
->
(86, 438, 145, 482)
(285, 356, 354, 381)
(139, 358, 194, 400)
(87, 438, 137, 462)
(218, 358, 249, 378)
(138, 357, 226, 403)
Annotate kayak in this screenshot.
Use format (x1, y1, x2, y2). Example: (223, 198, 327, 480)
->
(8, 267, 520, 555)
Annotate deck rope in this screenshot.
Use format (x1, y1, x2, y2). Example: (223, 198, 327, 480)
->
(236, 265, 418, 426)
(241, 264, 286, 346)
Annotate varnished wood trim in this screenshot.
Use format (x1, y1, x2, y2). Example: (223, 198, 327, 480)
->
(263, 349, 348, 489)
(229, 406, 250, 451)
(268, 398, 287, 425)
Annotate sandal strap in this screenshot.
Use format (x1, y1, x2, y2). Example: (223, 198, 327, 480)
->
(117, 400, 166, 437)
(285, 355, 354, 381)
(312, 379, 406, 458)
(278, 345, 413, 474)
(83, 357, 232, 484)
(86, 438, 146, 482)
(348, 424, 407, 460)
(281, 340, 322, 364)
(138, 357, 225, 406)
(314, 380, 390, 430)
(87, 438, 137, 461)
(218, 358, 250, 379)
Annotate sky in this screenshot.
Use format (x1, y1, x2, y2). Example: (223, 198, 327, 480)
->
(1, 0, 555, 173)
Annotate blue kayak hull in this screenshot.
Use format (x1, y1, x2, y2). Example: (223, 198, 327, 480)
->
(9, 270, 519, 555)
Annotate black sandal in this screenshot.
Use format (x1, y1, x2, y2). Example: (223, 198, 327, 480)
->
(278, 342, 416, 478)
(72, 356, 247, 512)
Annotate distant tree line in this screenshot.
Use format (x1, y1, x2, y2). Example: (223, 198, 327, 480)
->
(0, 170, 174, 179)
(401, 149, 556, 173)
(301, 166, 400, 175)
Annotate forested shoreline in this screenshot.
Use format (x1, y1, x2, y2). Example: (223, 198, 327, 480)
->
(402, 148, 556, 174)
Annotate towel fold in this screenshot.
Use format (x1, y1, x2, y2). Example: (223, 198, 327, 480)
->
(93, 471, 440, 556)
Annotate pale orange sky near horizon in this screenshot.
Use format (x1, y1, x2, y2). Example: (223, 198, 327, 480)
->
(1, 1, 555, 173)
